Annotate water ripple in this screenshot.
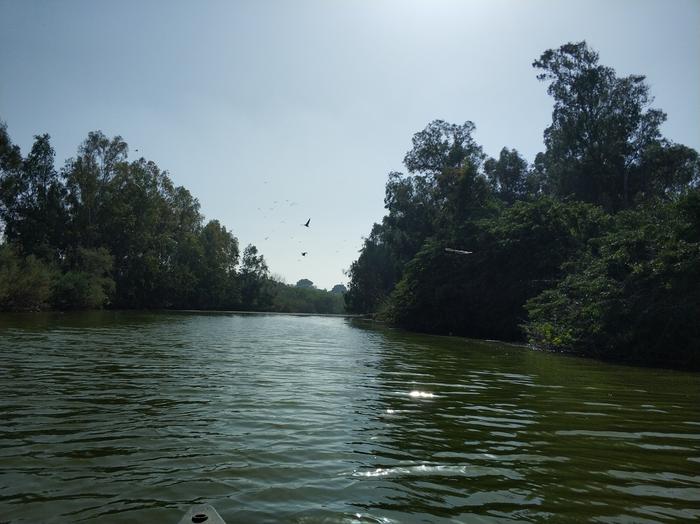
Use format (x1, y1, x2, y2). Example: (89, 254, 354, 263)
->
(0, 312, 699, 523)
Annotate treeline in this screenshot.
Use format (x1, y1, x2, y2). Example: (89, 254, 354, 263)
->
(270, 280, 345, 314)
(345, 42, 699, 369)
(0, 127, 344, 314)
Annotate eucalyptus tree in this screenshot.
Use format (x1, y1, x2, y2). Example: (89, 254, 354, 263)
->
(484, 147, 530, 204)
(403, 120, 484, 175)
(197, 220, 240, 308)
(63, 131, 128, 247)
(295, 278, 314, 288)
(0, 132, 67, 259)
(240, 244, 271, 310)
(347, 120, 492, 314)
(534, 41, 668, 210)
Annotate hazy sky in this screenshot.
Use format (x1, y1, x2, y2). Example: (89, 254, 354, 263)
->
(1, 0, 699, 289)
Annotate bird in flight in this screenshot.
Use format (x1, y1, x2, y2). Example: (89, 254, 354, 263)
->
(301, 252, 308, 256)
(303, 218, 311, 227)
(445, 247, 473, 255)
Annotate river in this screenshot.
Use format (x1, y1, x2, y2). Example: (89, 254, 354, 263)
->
(0, 312, 698, 523)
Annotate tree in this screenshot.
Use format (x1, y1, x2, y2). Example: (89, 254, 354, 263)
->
(344, 224, 400, 313)
(0, 134, 67, 258)
(484, 147, 530, 204)
(524, 192, 700, 368)
(331, 284, 347, 294)
(270, 280, 345, 314)
(51, 247, 115, 310)
(96, 158, 175, 307)
(197, 220, 239, 308)
(295, 278, 314, 288)
(534, 41, 667, 210)
(0, 121, 24, 239)
(240, 244, 271, 310)
(0, 125, 269, 312)
(385, 198, 609, 340)
(0, 121, 22, 174)
(632, 142, 700, 200)
(404, 120, 484, 175)
(64, 131, 128, 248)
(0, 243, 53, 311)
(347, 120, 494, 314)
(162, 186, 205, 308)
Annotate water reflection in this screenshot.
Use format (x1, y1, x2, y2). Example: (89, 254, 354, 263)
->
(0, 313, 698, 523)
(350, 325, 700, 523)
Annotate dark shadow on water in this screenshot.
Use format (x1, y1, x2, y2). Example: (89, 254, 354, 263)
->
(0, 310, 181, 331)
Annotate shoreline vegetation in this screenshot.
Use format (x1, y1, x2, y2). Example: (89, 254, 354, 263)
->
(0, 122, 347, 315)
(1, 41, 698, 369)
(343, 42, 699, 370)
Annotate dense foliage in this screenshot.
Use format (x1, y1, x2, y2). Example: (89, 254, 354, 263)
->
(345, 41, 699, 368)
(0, 124, 345, 314)
(270, 280, 345, 314)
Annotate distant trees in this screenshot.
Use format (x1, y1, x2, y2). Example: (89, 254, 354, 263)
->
(296, 278, 314, 288)
(330, 284, 346, 294)
(346, 41, 699, 369)
(270, 281, 345, 314)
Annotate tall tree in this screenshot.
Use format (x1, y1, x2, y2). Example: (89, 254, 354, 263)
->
(64, 131, 128, 247)
(403, 120, 484, 175)
(240, 244, 271, 310)
(534, 41, 666, 210)
(484, 147, 530, 204)
(0, 121, 24, 240)
(0, 133, 66, 258)
(344, 223, 401, 313)
(347, 120, 492, 313)
(198, 220, 239, 308)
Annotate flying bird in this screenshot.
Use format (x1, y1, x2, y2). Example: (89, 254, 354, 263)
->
(445, 247, 473, 255)
(303, 218, 310, 227)
(301, 252, 308, 256)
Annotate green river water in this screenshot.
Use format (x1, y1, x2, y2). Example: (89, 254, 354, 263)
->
(0, 311, 698, 523)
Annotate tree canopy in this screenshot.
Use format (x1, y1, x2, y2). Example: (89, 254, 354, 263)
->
(345, 41, 699, 369)
(0, 127, 275, 312)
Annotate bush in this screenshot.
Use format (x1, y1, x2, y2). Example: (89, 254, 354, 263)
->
(0, 244, 53, 311)
(524, 195, 700, 369)
(50, 247, 115, 310)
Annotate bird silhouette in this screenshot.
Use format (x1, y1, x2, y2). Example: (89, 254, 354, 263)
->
(301, 252, 308, 256)
(303, 218, 310, 227)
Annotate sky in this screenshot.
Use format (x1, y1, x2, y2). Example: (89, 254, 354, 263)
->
(1, 0, 699, 289)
